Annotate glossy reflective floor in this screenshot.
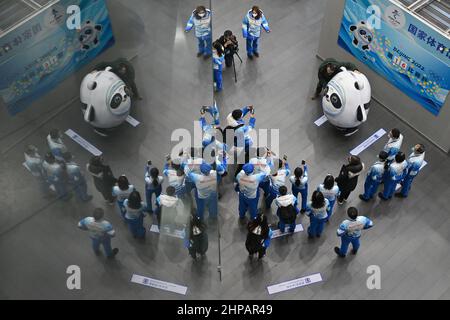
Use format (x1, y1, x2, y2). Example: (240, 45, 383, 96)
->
(0, 0, 449, 300)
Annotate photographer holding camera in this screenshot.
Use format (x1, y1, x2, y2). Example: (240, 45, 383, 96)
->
(218, 30, 239, 68)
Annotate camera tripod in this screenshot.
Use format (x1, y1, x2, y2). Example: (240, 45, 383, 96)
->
(231, 50, 243, 83)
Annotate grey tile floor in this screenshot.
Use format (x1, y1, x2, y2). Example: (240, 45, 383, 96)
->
(0, 0, 449, 300)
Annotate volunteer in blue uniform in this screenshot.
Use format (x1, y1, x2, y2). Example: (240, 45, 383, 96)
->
(63, 152, 93, 202)
(182, 148, 204, 195)
(290, 161, 308, 213)
(235, 163, 268, 221)
(334, 207, 373, 258)
(317, 175, 339, 221)
(145, 161, 164, 213)
(396, 144, 426, 198)
(185, 6, 212, 58)
(213, 40, 225, 92)
(249, 147, 274, 197)
(112, 175, 135, 219)
(379, 152, 408, 200)
(305, 191, 330, 239)
(43, 152, 71, 201)
(225, 106, 256, 151)
(265, 157, 290, 208)
(78, 208, 119, 258)
(275, 186, 299, 233)
(163, 159, 186, 198)
(187, 163, 219, 220)
(359, 151, 388, 202)
(124, 191, 147, 239)
(24, 145, 50, 196)
(200, 104, 220, 148)
(156, 186, 183, 230)
(383, 128, 403, 163)
(242, 6, 270, 59)
(47, 129, 68, 162)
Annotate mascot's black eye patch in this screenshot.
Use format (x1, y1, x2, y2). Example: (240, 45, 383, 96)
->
(110, 94, 122, 109)
(330, 93, 342, 109)
(355, 82, 360, 90)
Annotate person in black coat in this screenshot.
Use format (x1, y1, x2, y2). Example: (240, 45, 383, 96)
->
(86, 156, 117, 205)
(335, 155, 365, 204)
(185, 216, 208, 260)
(245, 214, 272, 260)
(218, 30, 239, 68)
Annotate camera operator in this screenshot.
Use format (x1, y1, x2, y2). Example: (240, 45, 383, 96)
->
(218, 30, 238, 68)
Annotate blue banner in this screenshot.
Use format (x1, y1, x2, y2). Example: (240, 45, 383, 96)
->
(0, 0, 115, 115)
(338, 0, 450, 116)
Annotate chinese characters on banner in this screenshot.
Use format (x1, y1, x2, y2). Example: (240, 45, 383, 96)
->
(338, 0, 450, 116)
(0, 0, 115, 115)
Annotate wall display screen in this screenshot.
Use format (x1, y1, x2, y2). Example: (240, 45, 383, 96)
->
(0, 0, 115, 115)
(338, 0, 450, 116)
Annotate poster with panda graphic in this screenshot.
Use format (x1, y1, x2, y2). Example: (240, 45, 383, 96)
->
(0, 0, 115, 115)
(338, 0, 450, 116)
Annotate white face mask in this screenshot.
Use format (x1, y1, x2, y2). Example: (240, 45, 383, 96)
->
(252, 12, 258, 18)
(198, 12, 206, 18)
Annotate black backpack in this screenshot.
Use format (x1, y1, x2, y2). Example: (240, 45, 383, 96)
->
(279, 205, 296, 224)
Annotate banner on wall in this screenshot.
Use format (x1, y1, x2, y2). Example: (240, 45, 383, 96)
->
(0, 0, 115, 115)
(338, 0, 450, 116)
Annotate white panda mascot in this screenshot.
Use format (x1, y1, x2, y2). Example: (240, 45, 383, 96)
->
(322, 67, 371, 136)
(80, 67, 132, 136)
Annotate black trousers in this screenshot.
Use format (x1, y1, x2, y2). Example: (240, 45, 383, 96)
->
(225, 54, 233, 68)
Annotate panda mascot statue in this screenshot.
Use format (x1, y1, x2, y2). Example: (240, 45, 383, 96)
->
(322, 67, 371, 136)
(80, 67, 132, 136)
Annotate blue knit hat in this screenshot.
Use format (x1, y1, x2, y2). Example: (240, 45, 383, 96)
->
(243, 163, 254, 175)
(200, 163, 212, 175)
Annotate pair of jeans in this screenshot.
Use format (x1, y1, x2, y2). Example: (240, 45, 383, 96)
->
(91, 236, 113, 257)
(339, 235, 360, 256)
(246, 36, 259, 56)
(292, 184, 308, 211)
(146, 185, 162, 213)
(197, 34, 212, 55)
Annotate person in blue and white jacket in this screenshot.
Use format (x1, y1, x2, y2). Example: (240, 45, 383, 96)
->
(213, 41, 225, 92)
(163, 159, 186, 198)
(145, 161, 164, 213)
(200, 103, 220, 148)
(235, 163, 268, 221)
(379, 152, 408, 200)
(249, 147, 274, 197)
(383, 128, 403, 163)
(182, 148, 205, 194)
(265, 157, 290, 208)
(335, 207, 373, 258)
(185, 6, 212, 58)
(317, 174, 339, 222)
(359, 151, 388, 202)
(24, 145, 50, 196)
(242, 6, 270, 59)
(78, 208, 119, 258)
(290, 161, 308, 213)
(187, 163, 219, 220)
(47, 129, 68, 162)
(123, 191, 147, 239)
(226, 106, 256, 150)
(275, 186, 299, 233)
(63, 152, 93, 203)
(112, 175, 135, 219)
(396, 144, 426, 198)
(305, 191, 330, 239)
